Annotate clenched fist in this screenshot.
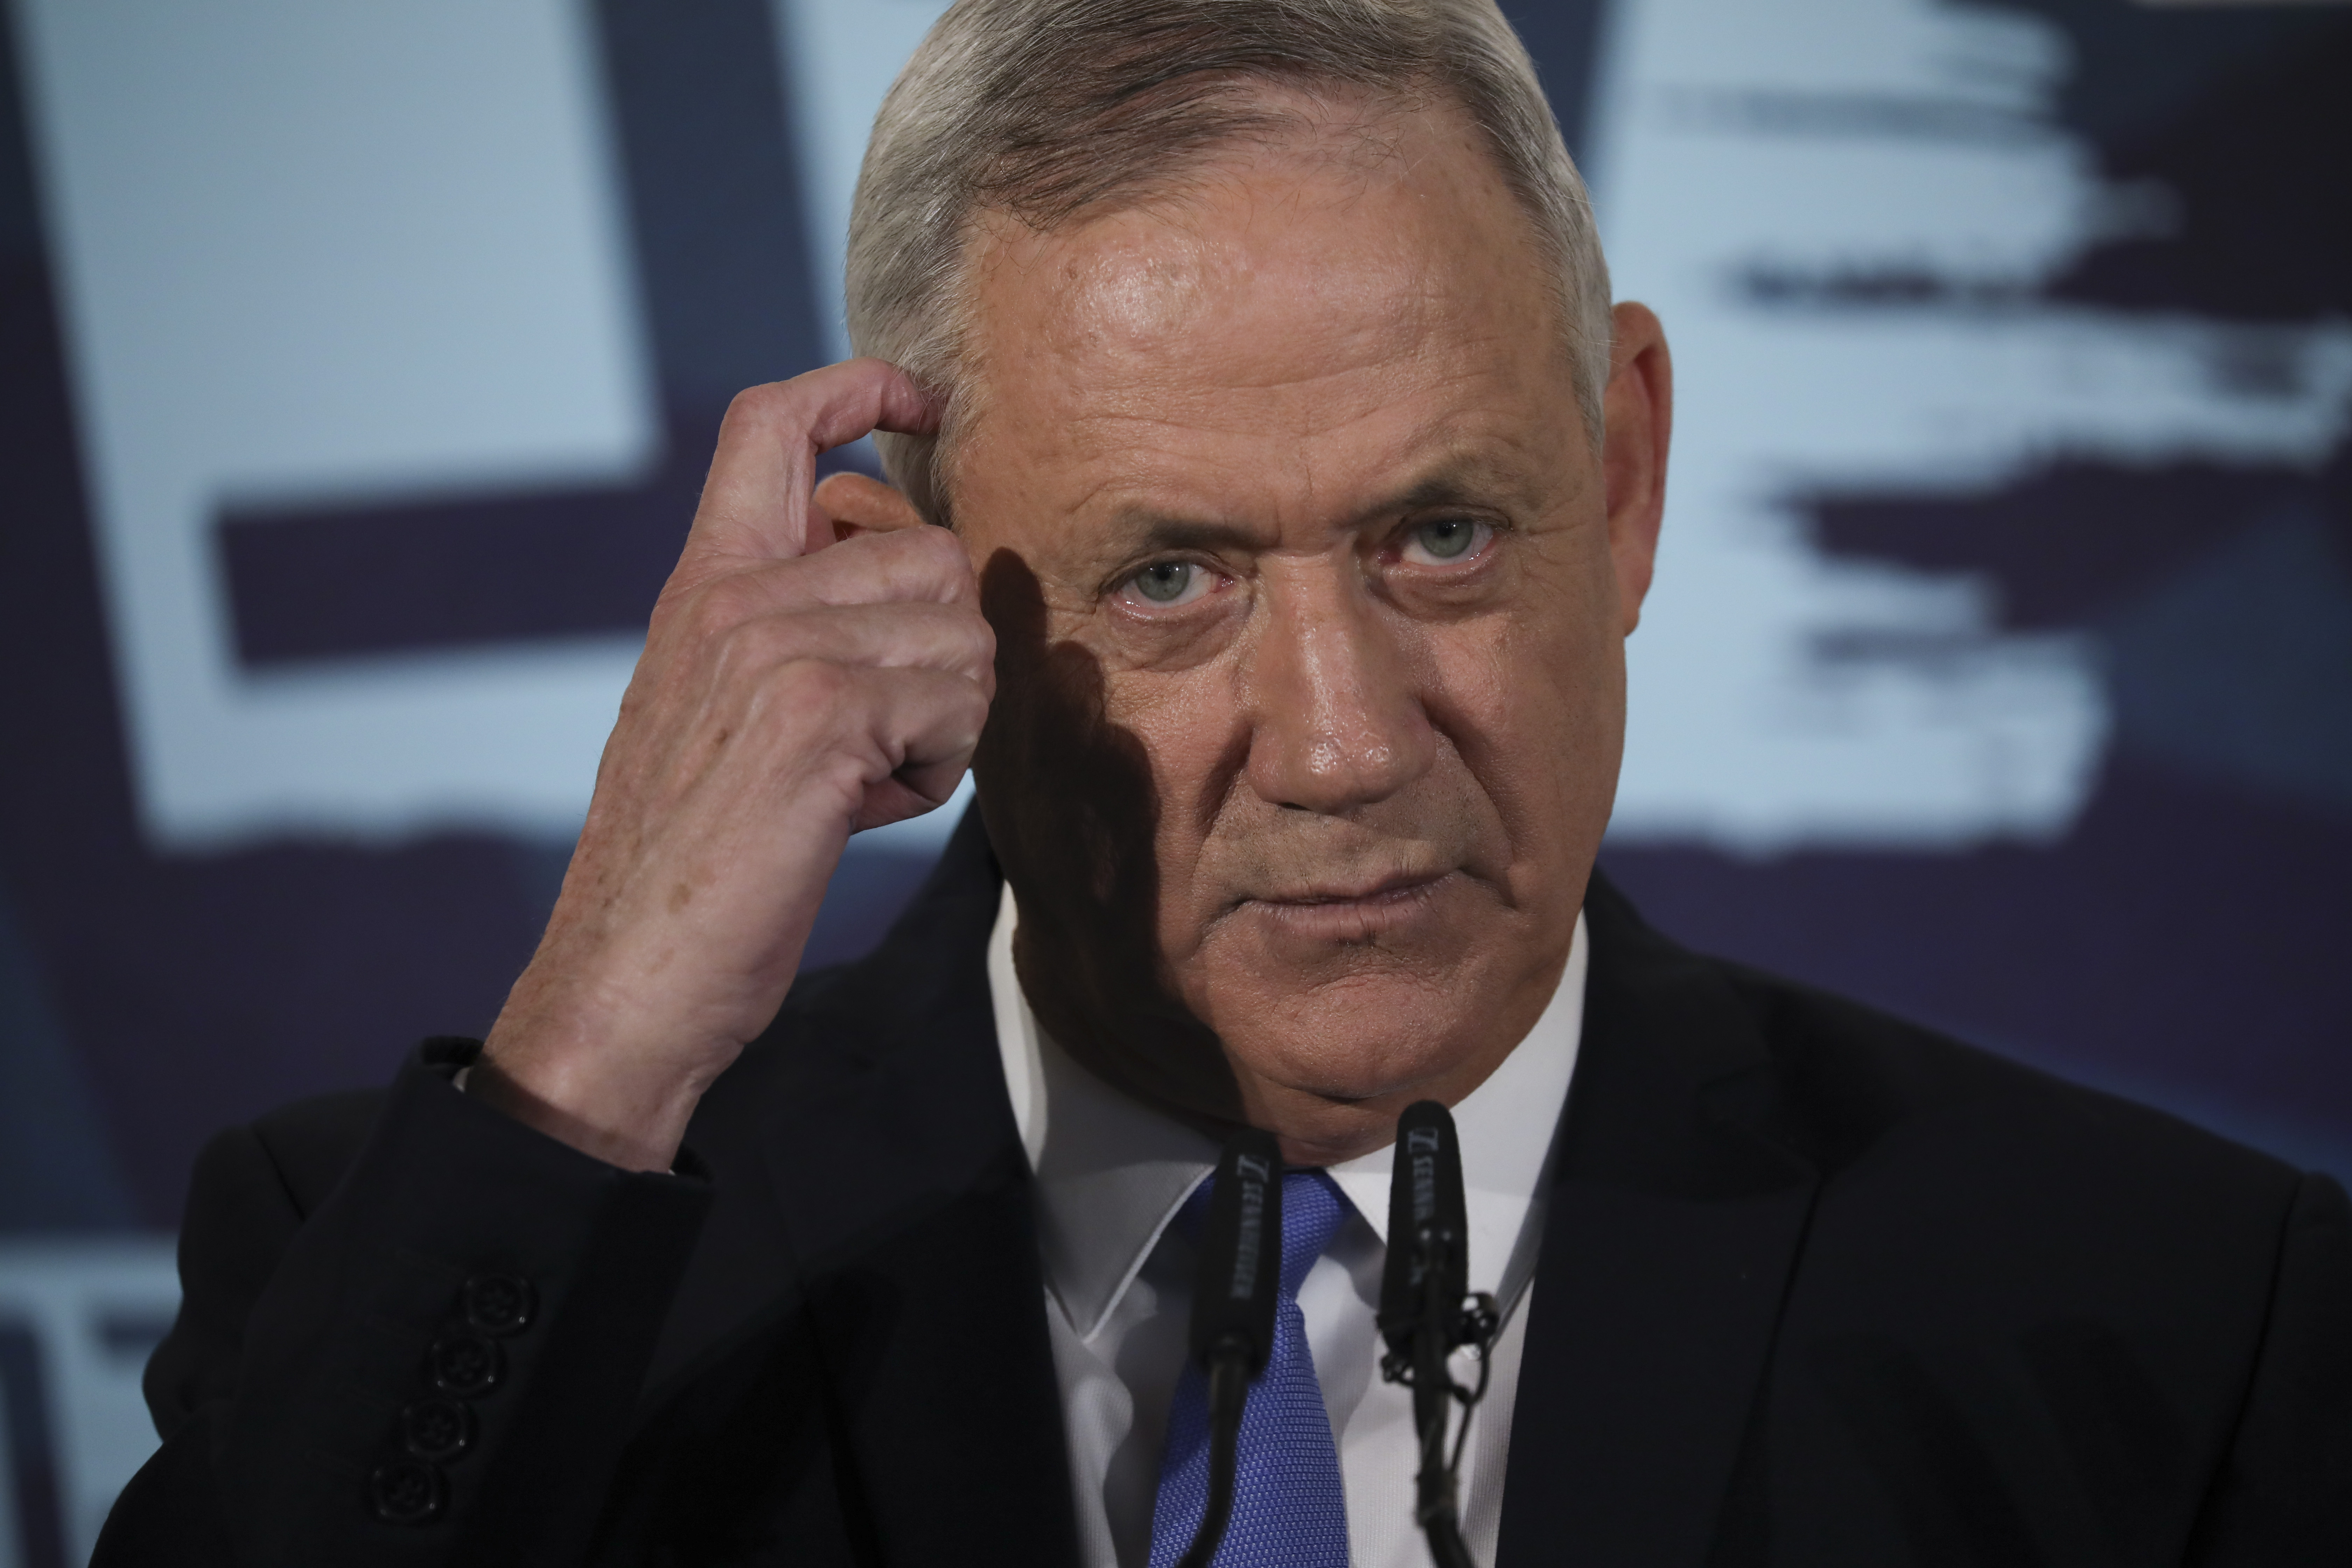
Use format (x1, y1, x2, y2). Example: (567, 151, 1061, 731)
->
(475, 360, 990, 1170)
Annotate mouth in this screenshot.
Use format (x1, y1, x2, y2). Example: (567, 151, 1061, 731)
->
(1239, 868, 1455, 942)
(1257, 868, 1448, 906)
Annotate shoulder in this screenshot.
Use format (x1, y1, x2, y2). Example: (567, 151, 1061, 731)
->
(1582, 870, 2302, 1209)
(1718, 955, 2301, 1211)
(1637, 941, 2352, 1555)
(1694, 947, 2322, 1370)
(1581, 869, 2312, 1309)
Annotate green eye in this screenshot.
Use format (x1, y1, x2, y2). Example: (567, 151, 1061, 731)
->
(1132, 561, 1199, 603)
(1409, 518, 1481, 561)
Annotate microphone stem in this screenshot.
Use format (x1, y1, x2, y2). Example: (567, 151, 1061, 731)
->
(1422, 1514, 1478, 1568)
(1411, 1247, 1479, 1568)
(1176, 1345, 1250, 1568)
(1413, 1356, 1476, 1568)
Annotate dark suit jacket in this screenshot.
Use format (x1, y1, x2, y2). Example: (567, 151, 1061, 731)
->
(97, 808, 2352, 1566)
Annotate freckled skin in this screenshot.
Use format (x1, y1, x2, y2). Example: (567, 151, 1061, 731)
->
(952, 96, 1672, 1166)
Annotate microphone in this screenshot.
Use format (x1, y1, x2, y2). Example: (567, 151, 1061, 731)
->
(1380, 1101, 1469, 1363)
(1378, 1101, 1498, 1568)
(1175, 1127, 1283, 1568)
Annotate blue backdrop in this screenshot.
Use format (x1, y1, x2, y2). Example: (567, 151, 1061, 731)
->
(1, 0, 2347, 1560)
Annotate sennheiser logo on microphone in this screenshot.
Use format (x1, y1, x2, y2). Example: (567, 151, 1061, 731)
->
(1228, 1154, 1272, 1301)
(1405, 1126, 1441, 1287)
(1408, 1126, 1441, 1227)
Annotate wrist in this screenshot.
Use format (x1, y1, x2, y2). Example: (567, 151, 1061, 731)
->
(467, 1039, 709, 1173)
(477, 978, 733, 1172)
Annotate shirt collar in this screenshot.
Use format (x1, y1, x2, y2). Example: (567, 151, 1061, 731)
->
(989, 881, 1588, 1341)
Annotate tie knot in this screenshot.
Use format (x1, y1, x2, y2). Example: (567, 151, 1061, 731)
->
(1278, 1170, 1348, 1297)
(1179, 1167, 1350, 1301)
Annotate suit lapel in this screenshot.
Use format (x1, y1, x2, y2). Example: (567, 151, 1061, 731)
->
(762, 812, 1082, 1568)
(1497, 874, 1821, 1568)
(726, 831, 1811, 1568)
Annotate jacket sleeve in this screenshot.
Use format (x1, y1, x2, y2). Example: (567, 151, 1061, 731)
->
(93, 1040, 713, 1568)
(2182, 1170, 2352, 1566)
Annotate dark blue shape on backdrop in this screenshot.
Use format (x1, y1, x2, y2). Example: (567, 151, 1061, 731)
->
(1, 0, 2348, 1240)
(214, 0, 842, 665)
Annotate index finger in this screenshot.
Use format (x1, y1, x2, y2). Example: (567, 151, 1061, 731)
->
(682, 359, 940, 571)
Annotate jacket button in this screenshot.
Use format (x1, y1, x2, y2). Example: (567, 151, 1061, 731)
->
(463, 1274, 536, 1337)
(429, 1335, 503, 1397)
(401, 1396, 476, 1461)
(370, 1457, 446, 1525)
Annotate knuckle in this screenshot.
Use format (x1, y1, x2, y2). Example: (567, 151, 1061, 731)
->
(918, 525, 971, 576)
(743, 662, 851, 754)
(932, 667, 989, 726)
(904, 602, 993, 674)
(945, 602, 996, 664)
(765, 657, 855, 721)
(708, 613, 784, 684)
(881, 522, 968, 580)
(723, 380, 793, 429)
(682, 575, 758, 640)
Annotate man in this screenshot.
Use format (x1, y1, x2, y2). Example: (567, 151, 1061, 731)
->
(99, 0, 2351, 1563)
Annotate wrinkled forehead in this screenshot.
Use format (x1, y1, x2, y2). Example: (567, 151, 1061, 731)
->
(940, 97, 1571, 519)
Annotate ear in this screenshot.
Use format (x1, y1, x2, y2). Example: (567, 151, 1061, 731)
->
(811, 471, 929, 545)
(1600, 301, 1672, 636)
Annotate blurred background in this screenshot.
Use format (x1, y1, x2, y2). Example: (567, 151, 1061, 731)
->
(1, 0, 2346, 1558)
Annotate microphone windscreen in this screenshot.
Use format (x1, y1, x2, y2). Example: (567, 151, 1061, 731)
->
(1380, 1099, 1468, 1359)
(1189, 1127, 1284, 1374)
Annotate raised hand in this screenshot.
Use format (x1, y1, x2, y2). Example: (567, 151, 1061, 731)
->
(474, 360, 989, 1171)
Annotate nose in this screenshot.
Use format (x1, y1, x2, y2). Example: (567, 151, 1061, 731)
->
(1239, 564, 1437, 814)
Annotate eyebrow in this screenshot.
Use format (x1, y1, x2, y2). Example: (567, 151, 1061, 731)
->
(1103, 516, 1275, 556)
(1099, 454, 1530, 558)
(1384, 469, 1516, 515)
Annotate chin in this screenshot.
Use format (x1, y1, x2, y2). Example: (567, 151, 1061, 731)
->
(1204, 966, 1499, 1107)
(1176, 867, 1567, 1110)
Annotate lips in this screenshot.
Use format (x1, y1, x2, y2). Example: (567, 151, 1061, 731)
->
(1251, 868, 1449, 908)
(1223, 868, 1462, 947)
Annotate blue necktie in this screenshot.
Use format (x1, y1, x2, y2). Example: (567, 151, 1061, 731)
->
(1148, 1169, 1352, 1568)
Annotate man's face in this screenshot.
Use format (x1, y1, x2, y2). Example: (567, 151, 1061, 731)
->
(954, 96, 1665, 1161)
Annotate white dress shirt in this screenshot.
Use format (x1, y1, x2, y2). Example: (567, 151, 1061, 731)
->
(988, 884, 1588, 1568)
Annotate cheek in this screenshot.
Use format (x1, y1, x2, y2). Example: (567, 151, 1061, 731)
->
(1434, 582, 1624, 854)
(1520, 606, 1627, 844)
(1106, 666, 1244, 913)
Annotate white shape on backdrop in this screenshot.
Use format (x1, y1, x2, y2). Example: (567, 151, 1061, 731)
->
(12, 0, 658, 850)
(771, 0, 956, 367)
(12, 0, 968, 855)
(20, 0, 2352, 860)
(1588, 0, 2352, 853)
(0, 1242, 178, 1568)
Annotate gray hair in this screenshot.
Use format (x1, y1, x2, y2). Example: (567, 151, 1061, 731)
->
(845, 0, 1612, 522)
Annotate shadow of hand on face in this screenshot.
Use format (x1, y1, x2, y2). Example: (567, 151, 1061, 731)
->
(974, 549, 1242, 1131)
